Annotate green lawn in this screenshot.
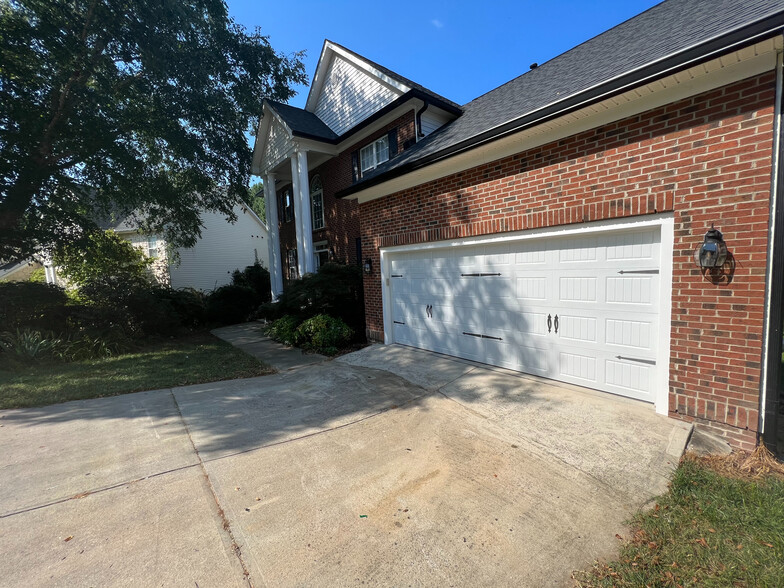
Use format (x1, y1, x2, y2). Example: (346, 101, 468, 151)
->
(0, 332, 273, 409)
(575, 454, 784, 587)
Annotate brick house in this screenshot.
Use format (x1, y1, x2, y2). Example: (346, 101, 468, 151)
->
(251, 41, 461, 294)
(254, 0, 784, 453)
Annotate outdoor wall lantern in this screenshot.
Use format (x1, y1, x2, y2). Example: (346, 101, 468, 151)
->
(694, 224, 728, 269)
(363, 258, 373, 275)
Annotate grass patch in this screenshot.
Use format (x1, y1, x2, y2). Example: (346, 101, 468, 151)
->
(574, 449, 784, 587)
(0, 332, 274, 409)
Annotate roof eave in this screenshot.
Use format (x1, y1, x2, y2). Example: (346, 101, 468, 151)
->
(336, 14, 784, 200)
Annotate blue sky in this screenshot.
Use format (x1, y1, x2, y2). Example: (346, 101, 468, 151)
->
(227, 0, 662, 109)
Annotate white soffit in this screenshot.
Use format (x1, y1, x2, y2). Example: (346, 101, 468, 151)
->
(352, 38, 780, 204)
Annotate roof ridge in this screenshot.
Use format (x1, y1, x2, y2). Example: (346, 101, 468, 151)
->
(465, 0, 670, 107)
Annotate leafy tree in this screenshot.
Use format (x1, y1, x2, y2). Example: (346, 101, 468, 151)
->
(0, 0, 306, 260)
(53, 229, 152, 288)
(244, 180, 266, 222)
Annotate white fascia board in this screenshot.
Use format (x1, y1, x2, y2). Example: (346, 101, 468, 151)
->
(251, 109, 271, 176)
(352, 39, 779, 204)
(293, 138, 339, 157)
(327, 42, 411, 94)
(305, 41, 410, 112)
(305, 41, 332, 113)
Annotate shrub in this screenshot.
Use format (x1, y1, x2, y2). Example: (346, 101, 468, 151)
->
(74, 275, 180, 339)
(294, 314, 353, 354)
(0, 329, 59, 359)
(27, 266, 47, 283)
(153, 288, 207, 328)
(257, 263, 365, 341)
(231, 262, 271, 302)
(206, 284, 257, 325)
(266, 315, 301, 346)
(53, 229, 153, 288)
(0, 281, 71, 333)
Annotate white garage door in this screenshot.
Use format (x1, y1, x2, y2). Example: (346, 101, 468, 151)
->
(389, 228, 662, 402)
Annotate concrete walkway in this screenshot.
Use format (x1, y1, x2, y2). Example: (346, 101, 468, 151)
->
(0, 343, 691, 587)
(212, 322, 325, 371)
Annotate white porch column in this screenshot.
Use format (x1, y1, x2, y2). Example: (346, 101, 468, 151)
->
(290, 154, 307, 277)
(264, 173, 284, 299)
(296, 150, 315, 274)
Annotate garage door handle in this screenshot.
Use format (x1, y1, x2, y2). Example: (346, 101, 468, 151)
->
(547, 314, 552, 333)
(554, 314, 559, 334)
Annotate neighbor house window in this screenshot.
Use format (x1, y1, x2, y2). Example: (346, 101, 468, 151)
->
(360, 135, 389, 174)
(310, 175, 325, 231)
(287, 248, 297, 280)
(281, 189, 293, 223)
(147, 236, 159, 258)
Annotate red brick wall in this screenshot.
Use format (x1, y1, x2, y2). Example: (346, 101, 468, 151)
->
(276, 111, 416, 275)
(359, 72, 776, 449)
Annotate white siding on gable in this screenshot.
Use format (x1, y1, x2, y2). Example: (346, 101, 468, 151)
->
(315, 55, 402, 135)
(169, 204, 270, 292)
(421, 109, 453, 136)
(262, 117, 293, 171)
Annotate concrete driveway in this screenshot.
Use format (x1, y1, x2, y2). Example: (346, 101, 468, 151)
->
(0, 344, 690, 587)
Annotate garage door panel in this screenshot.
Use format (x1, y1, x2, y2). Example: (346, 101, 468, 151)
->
(605, 275, 654, 305)
(558, 350, 598, 383)
(604, 358, 654, 401)
(556, 314, 598, 344)
(605, 230, 657, 261)
(605, 317, 655, 352)
(516, 276, 549, 301)
(558, 276, 598, 303)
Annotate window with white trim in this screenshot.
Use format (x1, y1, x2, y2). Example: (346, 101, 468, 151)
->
(310, 175, 325, 231)
(314, 241, 329, 271)
(147, 236, 159, 258)
(359, 135, 389, 174)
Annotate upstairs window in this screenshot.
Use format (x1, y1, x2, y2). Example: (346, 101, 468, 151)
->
(352, 129, 398, 183)
(360, 135, 389, 174)
(310, 175, 325, 231)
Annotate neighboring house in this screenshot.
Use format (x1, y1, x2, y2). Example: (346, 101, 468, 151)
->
(257, 0, 784, 454)
(46, 202, 269, 291)
(251, 40, 461, 296)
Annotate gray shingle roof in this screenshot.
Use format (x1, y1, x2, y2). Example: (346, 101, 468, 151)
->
(347, 0, 784, 193)
(266, 100, 339, 142)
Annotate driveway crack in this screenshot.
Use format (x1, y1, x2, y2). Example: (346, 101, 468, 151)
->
(169, 389, 254, 588)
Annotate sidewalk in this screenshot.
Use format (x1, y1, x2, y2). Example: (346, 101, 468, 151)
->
(211, 321, 326, 371)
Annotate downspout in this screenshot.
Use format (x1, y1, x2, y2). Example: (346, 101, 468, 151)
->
(415, 100, 430, 140)
(759, 40, 784, 452)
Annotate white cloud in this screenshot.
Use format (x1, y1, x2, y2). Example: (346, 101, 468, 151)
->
(431, 19, 444, 29)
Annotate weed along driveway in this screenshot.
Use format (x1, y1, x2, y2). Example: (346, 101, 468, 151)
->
(0, 345, 690, 587)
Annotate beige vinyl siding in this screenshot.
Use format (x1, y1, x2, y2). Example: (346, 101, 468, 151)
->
(315, 55, 402, 135)
(169, 204, 269, 292)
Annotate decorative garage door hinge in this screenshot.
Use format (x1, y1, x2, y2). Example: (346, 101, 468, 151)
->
(462, 332, 503, 341)
(461, 273, 502, 277)
(615, 355, 656, 365)
(617, 269, 659, 274)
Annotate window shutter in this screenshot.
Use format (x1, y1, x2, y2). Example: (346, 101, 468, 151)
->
(351, 150, 360, 182)
(388, 128, 398, 157)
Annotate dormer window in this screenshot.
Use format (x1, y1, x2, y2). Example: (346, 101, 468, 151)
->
(360, 136, 389, 174)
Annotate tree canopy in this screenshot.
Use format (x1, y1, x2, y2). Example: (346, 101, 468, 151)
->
(0, 0, 305, 260)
